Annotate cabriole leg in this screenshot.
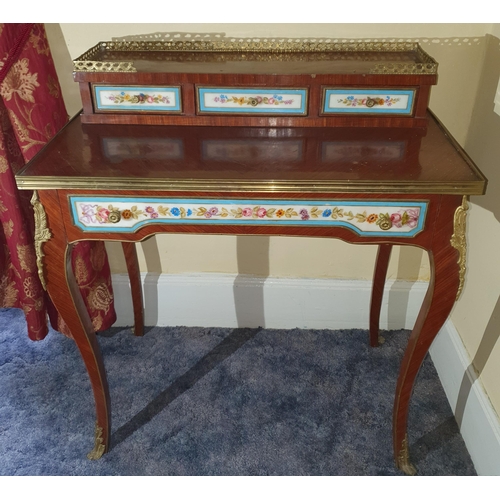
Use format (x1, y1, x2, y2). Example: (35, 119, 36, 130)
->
(38, 190, 111, 459)
(393, 245, 460, 475)
(121, 241, 144, 336)
(369, 244, 392, 347)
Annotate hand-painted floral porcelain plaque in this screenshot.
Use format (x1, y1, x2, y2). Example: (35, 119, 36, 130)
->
(322, 89, 415, 115)
(93, 85, 182, 113)
(197, 88, 308, 115)
(70, 197, 427, 237)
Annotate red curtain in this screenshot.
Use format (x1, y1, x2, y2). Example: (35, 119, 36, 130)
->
(0, 23, 116, 340)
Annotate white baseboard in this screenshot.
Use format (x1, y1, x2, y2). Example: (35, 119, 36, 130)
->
(429, 321, 500, 475)
(111, 272, 500, 475)
(112, 272, 428, 330)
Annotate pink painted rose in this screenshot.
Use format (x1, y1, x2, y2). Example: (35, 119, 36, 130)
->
(147, 96, 154, 103)
(268, 98, 275, 104)
(390, 213, 402, 226)
(209, 207, 219, 216)
(257, 207, 267, 218)
(242, 208, 252, 217)
(97, 207, 110, 222)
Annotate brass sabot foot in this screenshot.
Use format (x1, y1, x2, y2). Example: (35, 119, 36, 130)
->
(398, 461, 417, 476)
(87, 422, 106, 460)
(395, 435, 417, 476)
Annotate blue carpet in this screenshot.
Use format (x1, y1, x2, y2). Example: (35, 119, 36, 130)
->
(0, 307, 475, 475)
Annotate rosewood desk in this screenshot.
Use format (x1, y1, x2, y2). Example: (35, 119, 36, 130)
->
(16, 111, 486, 474)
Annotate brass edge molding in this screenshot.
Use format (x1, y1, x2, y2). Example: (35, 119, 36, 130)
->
(73, 40, 438, 75)
(16, 177, 486, 196)
(396, 434, 417, 476)
(450, 195, 469, 300)
(30, 190, 52, 291)
(87, 422, 106, 460)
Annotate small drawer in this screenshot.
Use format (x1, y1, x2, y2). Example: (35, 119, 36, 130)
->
(196, 87, 308, 116)
(92, 85, 182, 113)
(321, 88, 415, 116)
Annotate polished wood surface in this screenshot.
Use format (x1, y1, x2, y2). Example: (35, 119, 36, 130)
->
(16, 110, 486, 474)
(17, 112, 485, 194)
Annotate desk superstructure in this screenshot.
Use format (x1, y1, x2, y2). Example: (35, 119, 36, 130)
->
(73, 40, 437, 129)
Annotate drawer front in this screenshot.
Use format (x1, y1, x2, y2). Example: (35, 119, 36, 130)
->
(70, 197, 427, 237)
(322, 88, 415, 115)
(196, 87, 308, 116)
(93, 85, 182, 113)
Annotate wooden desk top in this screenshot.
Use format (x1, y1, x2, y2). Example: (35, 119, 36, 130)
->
(16, 111, 486, 195)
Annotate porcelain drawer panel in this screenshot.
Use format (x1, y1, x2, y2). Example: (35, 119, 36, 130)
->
(92, 85, 182, 113)
(322, 88, 416, 116)
(196, 87, 308, 116)
(70, 196, 428, 238)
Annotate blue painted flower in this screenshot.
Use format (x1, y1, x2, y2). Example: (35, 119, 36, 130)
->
(322, 209, 332, 217)
(187, 209, 192, 216)
(347, 96, 354, 101)
(120, 91, 125, 95)
(171, 207, 180, 216)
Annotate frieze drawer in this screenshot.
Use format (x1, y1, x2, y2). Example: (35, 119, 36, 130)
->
(70, 196, 428, 238)
(73, 38, 438, 128)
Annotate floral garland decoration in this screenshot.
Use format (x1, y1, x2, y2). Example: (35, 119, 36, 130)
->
(79, 203, 420, 231)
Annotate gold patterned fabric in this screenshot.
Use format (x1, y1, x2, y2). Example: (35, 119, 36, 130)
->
(0, 24, 116, 340)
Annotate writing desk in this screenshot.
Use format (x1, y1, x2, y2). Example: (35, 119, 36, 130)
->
(16, 111, 486, 474)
